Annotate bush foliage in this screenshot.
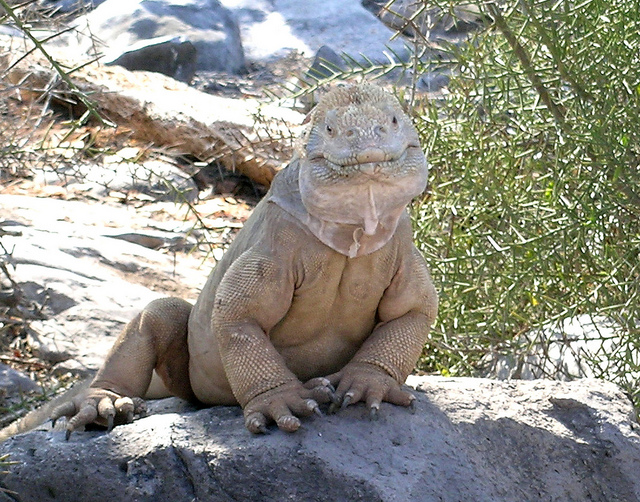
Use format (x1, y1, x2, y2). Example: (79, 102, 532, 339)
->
(411, 0, 639, 403)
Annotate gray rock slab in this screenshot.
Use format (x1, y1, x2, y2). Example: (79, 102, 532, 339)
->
(0, 364, 40, 396)
(2, 377, 639, 501)
(104, 35, 197, 83)
(60, 0, 246, 73)
(0, 194, 209, 374)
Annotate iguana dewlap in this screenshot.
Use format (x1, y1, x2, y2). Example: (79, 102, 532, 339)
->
(51, 83, 438, 435)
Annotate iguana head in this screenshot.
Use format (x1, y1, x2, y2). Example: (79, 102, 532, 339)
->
(270, 84, 428, 258)
(303, 84, 423, 178)
(297, 84, 428, 257)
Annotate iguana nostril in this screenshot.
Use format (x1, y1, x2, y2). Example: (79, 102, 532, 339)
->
(374, 125, 387, 136)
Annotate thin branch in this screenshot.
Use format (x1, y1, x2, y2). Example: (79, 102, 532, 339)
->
(0, 0, 114, 127)
(486, 2, 566, 126)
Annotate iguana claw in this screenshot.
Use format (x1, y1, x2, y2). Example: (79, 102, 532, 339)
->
(304, 399, 323, 417)
(327, 392, 354, 414)
(341, 394, 353, 410)
(106, 415, 115, 433)
(246, 414, 269, 434)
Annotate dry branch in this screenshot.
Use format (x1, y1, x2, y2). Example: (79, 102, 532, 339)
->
(1, 36, 304, 186)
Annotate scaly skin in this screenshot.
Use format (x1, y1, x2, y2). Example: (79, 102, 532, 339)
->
(50, 83, 438, 436)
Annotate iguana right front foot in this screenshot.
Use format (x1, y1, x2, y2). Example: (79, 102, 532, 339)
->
(242, 381, 330, 434)
(50, 388, 146, 440)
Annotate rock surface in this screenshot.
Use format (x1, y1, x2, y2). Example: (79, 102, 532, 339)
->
(103, 35, 198, 83)
(0, 364, 40, 396)
(1, 376, 639, 501)
(0, 193, 211, 375)
(482, 315, 637, 382)
(220, 0, 409, 63)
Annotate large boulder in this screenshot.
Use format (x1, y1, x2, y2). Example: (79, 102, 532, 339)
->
(1, 377, 639, 501)
(219, 0, 410, 64)
(62, 0, 246, 74)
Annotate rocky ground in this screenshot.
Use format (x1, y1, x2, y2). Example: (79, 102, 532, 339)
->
(2, 377, 640, 501)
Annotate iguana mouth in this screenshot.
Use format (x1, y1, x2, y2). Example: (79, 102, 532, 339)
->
(310, 145, 418, 170)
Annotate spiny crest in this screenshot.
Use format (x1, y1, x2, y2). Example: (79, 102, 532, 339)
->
(311, 83, 401, 121)
(336, 104, 392, 132)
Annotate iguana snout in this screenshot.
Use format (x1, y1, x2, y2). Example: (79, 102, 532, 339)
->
(356, 147, 388, 164)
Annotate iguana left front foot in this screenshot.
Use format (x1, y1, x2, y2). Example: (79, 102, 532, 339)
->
(326, 362, 416, 419)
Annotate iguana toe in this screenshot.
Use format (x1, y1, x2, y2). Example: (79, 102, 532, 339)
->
(133, 398, 147, 418)
(65, 402, 98, 440)
(50, 401, 77, 428)
(97, 397, 116, 431)
(303, 377, 336, 404)
(276, 415, 301, 432)
(113, 397, 135, 423)
(245, 413, 269, 434)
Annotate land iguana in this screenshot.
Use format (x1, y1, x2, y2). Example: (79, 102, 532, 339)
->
(50, 83, 439, 436)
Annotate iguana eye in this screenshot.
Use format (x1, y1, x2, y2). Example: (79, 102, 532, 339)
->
(392, 116, 398, 125)
(326, 124, 333, 135)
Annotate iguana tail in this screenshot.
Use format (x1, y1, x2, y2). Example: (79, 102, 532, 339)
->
(0, 379, 91, 442)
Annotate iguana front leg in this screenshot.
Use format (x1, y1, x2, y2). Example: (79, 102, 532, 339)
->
(327, 248, 438, 418)
(212, 249, 330, 433)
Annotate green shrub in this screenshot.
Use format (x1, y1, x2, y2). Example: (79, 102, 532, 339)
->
(411, 0, 640, 404)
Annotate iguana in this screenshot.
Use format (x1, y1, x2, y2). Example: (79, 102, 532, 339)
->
(49, 83, 439, 436)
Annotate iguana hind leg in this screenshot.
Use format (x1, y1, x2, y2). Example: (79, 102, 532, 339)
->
(50, 297, 195, 437)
